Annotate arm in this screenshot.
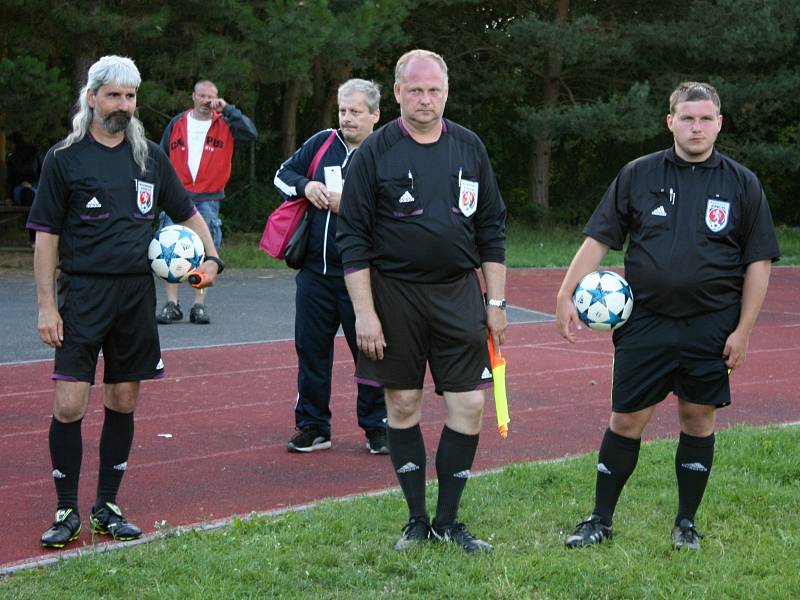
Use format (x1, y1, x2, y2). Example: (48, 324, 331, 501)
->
(482, 261, 507, 349)
(273, 131, 331, 208)
(177, 211, 221, 288)
(555, 237, 610, 343)
(159, 115, 177, 156)
(34, 231, 63, 347)
(220, 103, 258, 142)
(723, 259, 771, 370)
(344, 268, 386, 360)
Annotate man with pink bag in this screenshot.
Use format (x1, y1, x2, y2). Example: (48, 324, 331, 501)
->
(273, 79, 388, 454)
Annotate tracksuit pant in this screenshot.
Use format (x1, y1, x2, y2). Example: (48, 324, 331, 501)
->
(294, 269, 386, 436)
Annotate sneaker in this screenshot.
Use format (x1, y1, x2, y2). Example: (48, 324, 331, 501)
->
(41, 508, 81, 548)
(287, 428, 331, 453)
(365, 429, 389, 454)
(89, 502, 142, 541)
(431, 520, 493, 553)
(189, 303, 210, 324)
(565, 515, 613, 548)
(672, 518, 702, 551)
(157, 301, 182, 324)
(394, 516, 431, 551)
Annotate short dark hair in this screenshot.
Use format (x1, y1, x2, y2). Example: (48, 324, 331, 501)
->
(669, 82, 720, 114)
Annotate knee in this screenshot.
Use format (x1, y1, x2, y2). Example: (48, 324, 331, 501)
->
(386, 390, 421, 425)
(53, 402, 86, 423)
(105, 386, 139, 414)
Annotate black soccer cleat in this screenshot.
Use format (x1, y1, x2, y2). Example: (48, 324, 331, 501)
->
(565, 515, 613, 548)
(394, 516, 431, 551)
(430, 520, 493, 553)
(672, 518, 702, 551)
(89, 502, 142, 541)
(41, 508, 82, 548)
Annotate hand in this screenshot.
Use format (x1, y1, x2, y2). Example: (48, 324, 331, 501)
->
(356, 310, 386, 360)
(304, 181, 330, 210)
(486, 305, 507, 349)
(38, 305, 63, 348)
(723, 327, 750, 370)
(328, 191, 342, 214)
(191, 259, 220, 289)
(556, 292, 582, 343)
(209, 98, 228, 113)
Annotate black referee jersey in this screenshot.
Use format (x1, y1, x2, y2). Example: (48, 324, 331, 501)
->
(28, 136, 195, 276)
(585, 147, 780, 318)
(337, 117, 506, 284)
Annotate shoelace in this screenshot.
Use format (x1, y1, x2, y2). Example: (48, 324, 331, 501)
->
(678, 524, 703, 541)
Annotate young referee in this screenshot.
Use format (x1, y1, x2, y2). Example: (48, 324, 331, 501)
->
(556, 82, 780, 550)
(28, 55, 222, 548)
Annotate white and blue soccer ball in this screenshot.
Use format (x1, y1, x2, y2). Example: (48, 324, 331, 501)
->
(148, 225, 205, 283)
(573, 270, 634, 331)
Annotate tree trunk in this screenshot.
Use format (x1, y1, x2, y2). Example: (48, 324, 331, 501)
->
(528, 0, 569, 209)
(280, 78, 303, 159)
(319, 62, 352, 131)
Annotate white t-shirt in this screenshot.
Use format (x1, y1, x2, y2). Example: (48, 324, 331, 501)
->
(186, 113, 213, 182)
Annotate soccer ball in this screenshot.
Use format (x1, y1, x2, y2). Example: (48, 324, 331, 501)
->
(573, 270, 634, 331)
(148, 225, 205, 283)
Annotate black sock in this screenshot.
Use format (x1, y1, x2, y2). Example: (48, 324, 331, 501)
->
(95, 407, 135, 509)
(433, 426, 479, 528)
(387, 424, 428, 520)
(592, 428, 641, 525)
(675, 431, 715, 525)
(49, 416, 83, 511)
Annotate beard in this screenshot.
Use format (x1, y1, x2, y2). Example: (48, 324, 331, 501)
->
(102, 110, 132, 134)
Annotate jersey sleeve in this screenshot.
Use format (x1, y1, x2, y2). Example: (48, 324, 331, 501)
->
(152, 144, 195, 222)
(584, 168, 630, 250)
(26, 145, 67, 234)
(222, 105, 258, 143)
(473, 141, 506, 264)
(336, 139, 378, 273)
(739, 174, 780, 265)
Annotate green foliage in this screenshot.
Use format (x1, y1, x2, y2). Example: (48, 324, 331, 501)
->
(0, 56, 70, 146)
(4, 425, 798, 598)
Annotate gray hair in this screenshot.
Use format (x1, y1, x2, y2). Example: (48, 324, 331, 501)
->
(669, 81, 721, 115)
(394, 49, 448, 86)
(337, 79, 381, 113)
(60, 55, 149, 173)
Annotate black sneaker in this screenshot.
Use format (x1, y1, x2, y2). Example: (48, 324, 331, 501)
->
(365, 429, 389, 454)
(157, 301, 182, 324)
(431, 520, 493, 553)
(672, 518, 702, 551)
(41, 508, 81, 548)
(89, 502, 142, 541)
(287, 428, 331, 453)
(189, 303, 210, 324)
(565, 515, 613, 548)
(394, 516, 431, 551)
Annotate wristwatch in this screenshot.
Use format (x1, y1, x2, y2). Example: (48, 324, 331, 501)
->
(486, 298, 506, 310)
(204, 256, 225, 274)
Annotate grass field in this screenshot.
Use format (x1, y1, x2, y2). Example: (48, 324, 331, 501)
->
(3, 424, 798, 598)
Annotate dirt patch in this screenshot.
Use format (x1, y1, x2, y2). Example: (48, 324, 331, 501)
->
(0, 249, 33, 276)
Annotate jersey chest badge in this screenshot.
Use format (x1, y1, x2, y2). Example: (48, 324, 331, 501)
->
(459, 179, 479, 217)
(705, 199, 730, 232)
(136, 180, 155, 214)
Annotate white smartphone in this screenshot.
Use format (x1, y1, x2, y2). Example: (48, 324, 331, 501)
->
(323, 166, 343, 193)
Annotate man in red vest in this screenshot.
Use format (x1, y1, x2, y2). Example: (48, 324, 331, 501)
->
(157, 80, 257, 324)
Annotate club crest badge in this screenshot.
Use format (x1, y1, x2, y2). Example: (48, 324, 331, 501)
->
(136, 179, 155, 214)
(705, 199, 730, 233)
(459, 179, 479, 217)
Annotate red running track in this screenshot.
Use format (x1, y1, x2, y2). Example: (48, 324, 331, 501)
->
(1, 267, 798, 570)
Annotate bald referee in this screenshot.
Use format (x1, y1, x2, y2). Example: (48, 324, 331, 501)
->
(28, 55, 222, 548)
(556, 82, 780, 551)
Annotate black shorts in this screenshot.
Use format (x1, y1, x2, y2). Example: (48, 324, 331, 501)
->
(610, 303, 739, 412)
(54, 273, 165, 384)
(356, 269, 492, 394)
